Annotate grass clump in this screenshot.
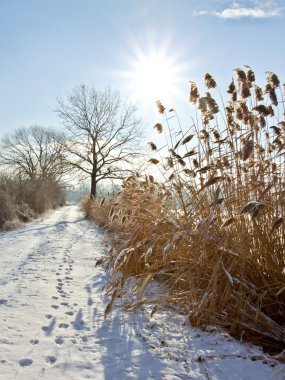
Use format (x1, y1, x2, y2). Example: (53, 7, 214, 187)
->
(86, 67, 285, 354)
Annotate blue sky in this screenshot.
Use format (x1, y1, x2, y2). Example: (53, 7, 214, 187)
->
(0, 0, 284, 136)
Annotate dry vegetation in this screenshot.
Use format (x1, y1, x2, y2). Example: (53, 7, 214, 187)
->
(0, 125, 67, 230)
(0, 173, 65, 230)
(84, 67, 285, 354)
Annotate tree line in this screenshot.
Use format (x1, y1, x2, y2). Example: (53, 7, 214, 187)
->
(0, 86, 144, 199)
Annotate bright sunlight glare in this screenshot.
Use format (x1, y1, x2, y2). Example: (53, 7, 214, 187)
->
(123, 48, 185, 107)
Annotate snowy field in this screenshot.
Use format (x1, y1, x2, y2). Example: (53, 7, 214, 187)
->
(0, 205, 284, 380)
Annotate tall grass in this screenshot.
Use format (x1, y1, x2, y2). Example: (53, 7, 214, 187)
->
(86, 67, 285, 353)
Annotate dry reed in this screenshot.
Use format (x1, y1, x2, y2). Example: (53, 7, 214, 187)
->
(86, 67, 285, 354)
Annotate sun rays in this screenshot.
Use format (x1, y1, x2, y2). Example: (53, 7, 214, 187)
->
(121, 45, 188, 108)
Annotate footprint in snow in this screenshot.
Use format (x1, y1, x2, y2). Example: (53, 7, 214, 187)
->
(52, 296, 58, 300)
(30, 339, 39, 345)
(45, 355, 57, 365)
(61, 302, 68, 306)
(45, 314, 53, 319)
(55, 336, 64, 345)
(19, 358, 33, 367)
(59, 323, 69, 329)
(51, 304, 59, 309)
(65, 311, 74, 316)
(88, 297, 93, 306)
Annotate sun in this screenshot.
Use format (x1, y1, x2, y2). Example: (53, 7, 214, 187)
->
(129, 51, 178, 100)
(123, 47, 184, 107)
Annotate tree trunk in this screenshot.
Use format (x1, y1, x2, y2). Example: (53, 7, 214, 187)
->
(90, 173, 97, 199)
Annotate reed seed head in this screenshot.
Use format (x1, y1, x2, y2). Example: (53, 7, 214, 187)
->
(156, 100, 165, 114)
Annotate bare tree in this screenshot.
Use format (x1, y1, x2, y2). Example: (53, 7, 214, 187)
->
(0, 125, 67, 183)
(56, 85, 144, 197)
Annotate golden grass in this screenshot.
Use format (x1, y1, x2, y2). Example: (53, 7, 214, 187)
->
(85, 67, 285, 354)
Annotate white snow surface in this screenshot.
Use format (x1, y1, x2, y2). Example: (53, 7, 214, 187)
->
(0, 205, 284, 380)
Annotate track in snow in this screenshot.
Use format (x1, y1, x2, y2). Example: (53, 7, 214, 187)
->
(0, 205, 284, 380)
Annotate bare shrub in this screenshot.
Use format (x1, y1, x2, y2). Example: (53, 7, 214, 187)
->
(0, 189, 17, 229)
(19, 179, 65, 214)
(0, 172, 65, 229)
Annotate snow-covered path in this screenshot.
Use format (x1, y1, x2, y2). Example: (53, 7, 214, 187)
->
(0, 206, 284, 380)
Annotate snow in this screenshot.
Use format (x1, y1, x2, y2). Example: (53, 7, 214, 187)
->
(0, 205, 284, 380)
